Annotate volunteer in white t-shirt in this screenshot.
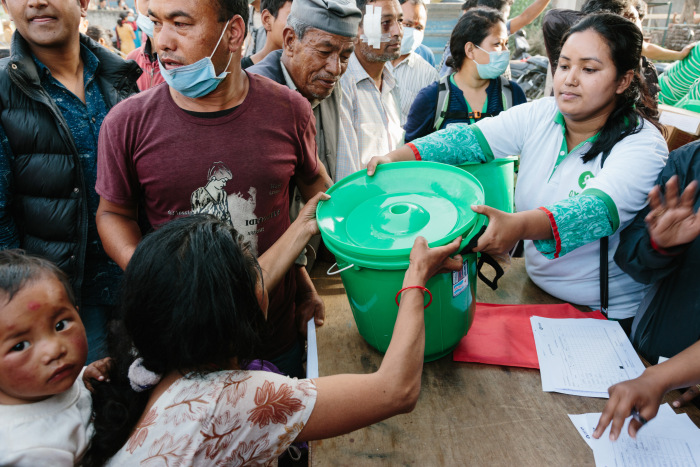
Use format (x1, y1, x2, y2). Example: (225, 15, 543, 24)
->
(368, 12, 668, 324)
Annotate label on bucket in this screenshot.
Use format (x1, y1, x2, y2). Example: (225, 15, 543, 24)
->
(452, 262, 469, 297)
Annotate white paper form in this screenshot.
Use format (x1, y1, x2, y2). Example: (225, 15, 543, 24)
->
(569, 404, 700, 467)
(531, 317, 646, 398)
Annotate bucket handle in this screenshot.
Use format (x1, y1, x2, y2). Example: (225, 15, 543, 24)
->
(476, 253, 505, 291)
(459, 216, 488, 256)
(327, 262, 355, 276)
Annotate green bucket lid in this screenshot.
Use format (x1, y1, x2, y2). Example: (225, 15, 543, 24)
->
(317, 161, 485, 269)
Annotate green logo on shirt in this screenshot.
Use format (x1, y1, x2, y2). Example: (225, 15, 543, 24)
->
(578, 171, 594, 189)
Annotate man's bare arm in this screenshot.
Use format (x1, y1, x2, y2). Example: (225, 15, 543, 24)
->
(96, 197, 142, 270)
(509, 0, 551, 35)
(295, 161, 333, 202)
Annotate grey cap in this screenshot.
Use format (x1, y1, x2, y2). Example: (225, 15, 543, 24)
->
(289, 0, 362, 38)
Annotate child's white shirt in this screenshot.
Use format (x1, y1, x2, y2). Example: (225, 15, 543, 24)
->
(0, 374, 93, 466)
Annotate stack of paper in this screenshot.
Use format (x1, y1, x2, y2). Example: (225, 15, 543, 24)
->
(531, 317, 646, 398)
(570, 404, 700, 466)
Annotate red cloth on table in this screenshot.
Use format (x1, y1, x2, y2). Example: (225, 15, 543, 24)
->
(453, 303, 607, 369)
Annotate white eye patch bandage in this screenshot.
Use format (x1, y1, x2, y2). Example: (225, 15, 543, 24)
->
(361, 5, 389, 49)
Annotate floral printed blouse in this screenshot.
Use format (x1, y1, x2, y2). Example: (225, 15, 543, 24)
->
(106, 371, 317, 466)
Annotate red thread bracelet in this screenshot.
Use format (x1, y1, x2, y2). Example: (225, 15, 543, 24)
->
(650, 237, 677, 256)
(407, 142, 422, 160)
(395, 286, 432, 308)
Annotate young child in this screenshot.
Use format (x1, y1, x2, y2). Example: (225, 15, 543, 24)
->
(0, 250, 94, 466)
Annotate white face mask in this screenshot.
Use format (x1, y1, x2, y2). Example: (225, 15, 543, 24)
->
(158, 20, 233, 98)
(399, 26, 424, 55)
(136, 13, 154, 38)
(472, 44, 510, 80)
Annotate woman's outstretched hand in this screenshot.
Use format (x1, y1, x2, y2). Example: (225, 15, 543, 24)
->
(404, 236, 463, 286)
(296, 191, 331, 237)
(469, 206, 553, 255)
(366, 155, 393, 177)
(645, 176, 700, 249)
(470, 206, 524, 255)
(366, 146, 417, 176)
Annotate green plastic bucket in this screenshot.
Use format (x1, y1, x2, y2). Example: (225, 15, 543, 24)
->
(328, 251, 478, 362)
(457, 156, 517, 214)
(317, 162, 486, 361)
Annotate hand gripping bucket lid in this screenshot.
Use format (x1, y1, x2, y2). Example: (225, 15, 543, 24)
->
(317, 162, 486, 361)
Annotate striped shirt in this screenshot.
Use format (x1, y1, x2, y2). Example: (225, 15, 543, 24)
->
(336, 53, 404, 181)
(387, 52, 439, 126)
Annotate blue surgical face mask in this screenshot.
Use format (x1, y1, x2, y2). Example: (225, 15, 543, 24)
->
(473, 44, 510, 80)
(399, 26, 424, 55)
(158, 20, 233, 99)
(136, 13, 154, 38)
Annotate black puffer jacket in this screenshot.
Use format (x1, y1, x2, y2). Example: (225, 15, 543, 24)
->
(0, 32, 141, 296)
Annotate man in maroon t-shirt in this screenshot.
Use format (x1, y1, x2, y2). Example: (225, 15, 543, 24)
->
(95, 0, 332, 377)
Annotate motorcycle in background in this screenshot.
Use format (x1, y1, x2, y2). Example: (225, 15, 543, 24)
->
(512, 29, 530, 60)
(515, 56, 548, 101)
(509, 30, 549, 101)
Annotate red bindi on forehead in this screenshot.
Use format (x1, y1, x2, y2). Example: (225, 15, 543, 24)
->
(27, 301, 41, 311)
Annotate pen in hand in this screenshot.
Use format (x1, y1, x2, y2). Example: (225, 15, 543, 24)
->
(631, 408, 647, 426)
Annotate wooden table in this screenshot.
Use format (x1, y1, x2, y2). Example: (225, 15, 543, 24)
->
(308, 258, 700, 466)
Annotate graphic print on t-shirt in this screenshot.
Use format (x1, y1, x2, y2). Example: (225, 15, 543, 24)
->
(190, 162, 259, 253)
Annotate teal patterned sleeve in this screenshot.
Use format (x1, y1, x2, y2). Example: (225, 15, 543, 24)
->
(410, 124, 494, 165)
(535, 194, 615, 259)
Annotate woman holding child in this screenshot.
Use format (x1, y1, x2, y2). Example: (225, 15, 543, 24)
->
(369, 13, 668, 328)
(0, 193, 461, 465)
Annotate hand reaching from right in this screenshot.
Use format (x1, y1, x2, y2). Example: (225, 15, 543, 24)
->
(645, 177, 700, 249)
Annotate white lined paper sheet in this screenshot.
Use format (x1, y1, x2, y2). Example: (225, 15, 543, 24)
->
(531, 317, 645, 398)
(569, 404, 700, 466)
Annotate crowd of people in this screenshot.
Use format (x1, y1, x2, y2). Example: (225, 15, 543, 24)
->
(0, 0, 699, 463)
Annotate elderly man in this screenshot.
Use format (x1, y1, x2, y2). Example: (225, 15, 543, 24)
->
(387, 0, 438, 124)
(249, 0, 361, 181)
(0, 0, 141, 363)
(335, 0, 404, 181)
(95, 0, 332, 378)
